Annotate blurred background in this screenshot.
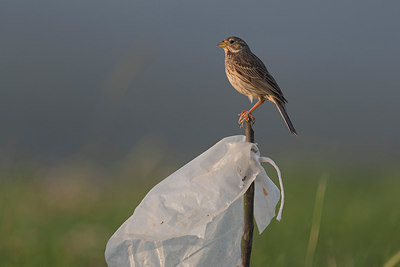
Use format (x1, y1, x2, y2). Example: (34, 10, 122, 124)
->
(1, 0, 399, 266)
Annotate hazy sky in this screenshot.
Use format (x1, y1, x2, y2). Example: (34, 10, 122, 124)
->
(1, 0, 399, 162)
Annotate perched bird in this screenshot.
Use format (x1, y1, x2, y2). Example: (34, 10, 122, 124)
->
(218, 36, 297, 135)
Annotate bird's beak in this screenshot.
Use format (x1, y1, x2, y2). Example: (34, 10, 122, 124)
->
(217, 41, 226, 48)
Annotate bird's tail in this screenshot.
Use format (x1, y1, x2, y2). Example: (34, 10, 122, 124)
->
(275, 101, 298, 135)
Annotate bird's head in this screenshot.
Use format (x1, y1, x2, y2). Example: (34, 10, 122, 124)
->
(217, 36, 250, 53)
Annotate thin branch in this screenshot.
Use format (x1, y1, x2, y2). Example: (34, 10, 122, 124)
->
(242, 119, 255, 267)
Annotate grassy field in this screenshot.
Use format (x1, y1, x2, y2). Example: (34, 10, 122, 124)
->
(0, 158, 399, 267)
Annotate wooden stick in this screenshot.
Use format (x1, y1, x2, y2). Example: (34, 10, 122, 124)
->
(242, 119, 255, 267)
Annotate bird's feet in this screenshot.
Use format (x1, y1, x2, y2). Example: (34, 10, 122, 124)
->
(238, 110, 255, 128)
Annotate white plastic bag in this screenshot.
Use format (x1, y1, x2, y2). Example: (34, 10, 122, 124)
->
(105, 135, 284, 267)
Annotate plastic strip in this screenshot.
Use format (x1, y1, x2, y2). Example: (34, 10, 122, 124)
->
(259, 157, 284, 221)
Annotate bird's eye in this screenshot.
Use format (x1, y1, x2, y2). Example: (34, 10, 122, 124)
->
(229, 40, 235, 44)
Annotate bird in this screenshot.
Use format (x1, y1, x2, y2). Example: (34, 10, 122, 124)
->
(217, 36, 297, 135)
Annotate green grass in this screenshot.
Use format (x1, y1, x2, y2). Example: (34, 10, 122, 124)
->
(0, 160, 399, 266)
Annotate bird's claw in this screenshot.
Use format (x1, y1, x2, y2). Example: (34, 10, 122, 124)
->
(238, 110, 255, 128)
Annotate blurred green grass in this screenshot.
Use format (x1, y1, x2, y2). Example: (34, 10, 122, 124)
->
(0, 158, 399, 267)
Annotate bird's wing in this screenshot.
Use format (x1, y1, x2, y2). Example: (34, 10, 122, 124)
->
(232, 52, 287, 103)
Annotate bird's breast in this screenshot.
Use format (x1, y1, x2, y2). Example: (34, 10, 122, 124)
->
(225, 62, 254, 97)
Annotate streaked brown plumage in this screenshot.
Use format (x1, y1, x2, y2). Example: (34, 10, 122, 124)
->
(218, 36, 297, 135)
